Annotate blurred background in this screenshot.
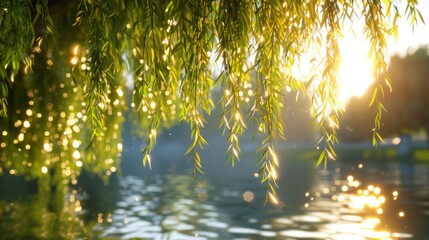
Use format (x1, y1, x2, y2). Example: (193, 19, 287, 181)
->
(1, 1, 429, 239)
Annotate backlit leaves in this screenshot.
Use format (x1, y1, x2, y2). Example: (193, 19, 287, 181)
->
(217, 0, 253, 166)
(0, 0, 53, 116)
(73, 0, 125, 138)
(0, 0, 424, 204)
(0, 1, 33, 116)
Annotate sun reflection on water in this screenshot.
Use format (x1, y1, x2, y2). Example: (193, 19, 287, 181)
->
(303, 171, 413, 240)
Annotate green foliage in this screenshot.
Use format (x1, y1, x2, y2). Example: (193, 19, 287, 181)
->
(0, 0, 53, 116)
(0, 0, 424, 204)
(0, 0, 122, 188)
(72, 0, 125, 137)
(217, 1, 252, 167)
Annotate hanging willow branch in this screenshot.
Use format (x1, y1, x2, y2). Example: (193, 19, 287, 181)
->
(72, 0, 125, 138)
(0, 0, 424, 204)
(0, 0, 53, 116)
(127, 0, 173, 168)
(312, 0, 344, 168)
(251, 0, 288, 205)
(176, 0, 215, 177)
(217, 0, 253, 167)
(363, 0, 392, 146)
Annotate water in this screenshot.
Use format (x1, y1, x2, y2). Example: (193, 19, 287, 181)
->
(2, 156, 428, 239)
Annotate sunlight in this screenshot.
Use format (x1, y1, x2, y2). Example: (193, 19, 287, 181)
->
(337, 34, 374, 105)
(290, 31, 375, 110)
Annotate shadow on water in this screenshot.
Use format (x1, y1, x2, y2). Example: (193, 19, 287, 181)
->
(0, 173, 87, 239)
(74, 170, 120, 223)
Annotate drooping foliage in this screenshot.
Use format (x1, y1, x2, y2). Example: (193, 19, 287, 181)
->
(0, 0, 123, 197)
(0, 0, 424, 204)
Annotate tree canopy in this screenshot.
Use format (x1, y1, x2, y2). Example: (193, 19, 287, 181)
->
(0, 0, 424, 204)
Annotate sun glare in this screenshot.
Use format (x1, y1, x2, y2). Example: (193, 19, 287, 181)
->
(292, 31, 375, 108)
(337, 35, 374, 105)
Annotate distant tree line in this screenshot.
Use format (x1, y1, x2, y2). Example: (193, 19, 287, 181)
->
(340, 47, 429, 145)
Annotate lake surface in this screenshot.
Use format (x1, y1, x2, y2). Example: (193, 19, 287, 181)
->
(1, 153, 428, 240)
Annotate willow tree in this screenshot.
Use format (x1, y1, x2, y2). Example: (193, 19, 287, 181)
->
(0, 0, 424, 204)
